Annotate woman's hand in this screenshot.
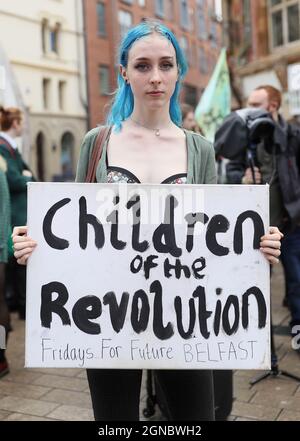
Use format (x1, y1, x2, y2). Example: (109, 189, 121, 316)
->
(260, 226, 283, 264)
(12, 226, 37, 265)
(22, 170, 32, 178)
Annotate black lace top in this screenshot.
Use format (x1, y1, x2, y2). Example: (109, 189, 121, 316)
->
(107, 166, 187, 184)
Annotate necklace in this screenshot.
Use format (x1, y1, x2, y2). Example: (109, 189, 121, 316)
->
(130, 117, 161, 136)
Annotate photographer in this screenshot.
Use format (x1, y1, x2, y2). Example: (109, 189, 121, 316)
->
(215, 85, 300, 349)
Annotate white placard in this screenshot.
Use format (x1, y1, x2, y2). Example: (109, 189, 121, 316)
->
(26, 183, 270, 369)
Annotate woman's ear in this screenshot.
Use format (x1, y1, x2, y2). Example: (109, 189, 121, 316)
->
(119, 64, 129, 84)
(12, 119, 19, 130)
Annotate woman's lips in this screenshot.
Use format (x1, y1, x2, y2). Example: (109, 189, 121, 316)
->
(147, 91, 164, 96)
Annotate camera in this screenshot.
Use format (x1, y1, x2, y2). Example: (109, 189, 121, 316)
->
(214, 107, 275, 163)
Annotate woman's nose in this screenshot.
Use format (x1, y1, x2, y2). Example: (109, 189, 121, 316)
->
(150, 67, 162, 84)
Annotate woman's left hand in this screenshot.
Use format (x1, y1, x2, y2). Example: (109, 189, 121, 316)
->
(260, 226, 283, 264)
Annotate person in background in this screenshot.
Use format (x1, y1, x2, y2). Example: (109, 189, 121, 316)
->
(0, 155, 11, 377)
(12, 21, 282, 421)
(181, 103, 204, 134)
(0, 107, 35, 320)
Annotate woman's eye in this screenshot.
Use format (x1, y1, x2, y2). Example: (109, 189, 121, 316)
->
(135, 64, 149, 71)
(161, 63, 174, 70)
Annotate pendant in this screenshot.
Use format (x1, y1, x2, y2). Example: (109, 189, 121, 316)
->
(155, 129, 160, 136)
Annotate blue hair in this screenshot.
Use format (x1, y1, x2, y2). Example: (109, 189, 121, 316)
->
(106, 20, 188, 131)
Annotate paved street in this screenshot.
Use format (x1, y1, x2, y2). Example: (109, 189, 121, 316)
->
(0, 263, 299, 421)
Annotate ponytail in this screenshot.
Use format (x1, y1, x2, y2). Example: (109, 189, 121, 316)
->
(0, 106, 22, 130)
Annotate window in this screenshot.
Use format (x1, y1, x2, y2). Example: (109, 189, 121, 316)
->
(121, 0, 133, 3)
(242, 0, 252, 47)
(180, 36, 189, 64)
(50, 23, 60, 54)
(197, 1, 207, 39)
(288, 3, 300, 42)
(199, 47, 208, 74)
(99, 65, 110, 95)
(190, 42, 197, 68)
(97, 2, 106, 36)
(58, 81, 66, 111)
(138, 0, 146, 6)
(118, 10, 133, 39)
(180, 0, 189, 30)
(42, 78, 51, 109)
(155, 0, 165, 18)
(166, 0, 173, 20)
(214, 0, 223, 21)
(41, 19, 60, 55)
(272, 10, 284, 46)
(210, 21, 218, 47)
(269, 0, 300, 47)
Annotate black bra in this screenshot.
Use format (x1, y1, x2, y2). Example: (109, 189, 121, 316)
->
(107, 166, 187, 184)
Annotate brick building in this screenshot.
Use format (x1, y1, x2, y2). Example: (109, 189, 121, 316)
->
(83, 0, 222, 129)
(222, 0, 300, 116)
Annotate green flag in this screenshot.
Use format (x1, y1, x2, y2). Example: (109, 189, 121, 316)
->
(195, 48, 231, 142)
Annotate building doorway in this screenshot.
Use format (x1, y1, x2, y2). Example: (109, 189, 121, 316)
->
(36, 131, 45, 181)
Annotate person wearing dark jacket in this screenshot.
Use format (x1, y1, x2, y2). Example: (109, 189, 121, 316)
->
(219, 86, 300, 349)
(0, 106, 35, 319)
(0, 155, 11, 377)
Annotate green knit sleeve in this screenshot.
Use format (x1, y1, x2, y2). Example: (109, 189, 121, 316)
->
(75, 127, 100, 183)
(203, 140, 217, 184)
(187, 131, 217, 184)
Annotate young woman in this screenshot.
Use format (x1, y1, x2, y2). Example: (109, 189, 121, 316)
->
(0, 107, 35, 319)
(12, 21, 282, 421)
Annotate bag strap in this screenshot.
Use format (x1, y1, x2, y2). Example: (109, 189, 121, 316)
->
(0, 136, 16, 159)
(85, 126, 112, 183)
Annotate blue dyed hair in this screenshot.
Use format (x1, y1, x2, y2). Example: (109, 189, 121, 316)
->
(107, 20, 188, 131)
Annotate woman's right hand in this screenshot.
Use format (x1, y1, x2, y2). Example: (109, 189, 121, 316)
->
(12, 226, 37, 265)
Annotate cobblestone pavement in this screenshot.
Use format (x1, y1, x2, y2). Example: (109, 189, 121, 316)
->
(0, 264, 299, 421)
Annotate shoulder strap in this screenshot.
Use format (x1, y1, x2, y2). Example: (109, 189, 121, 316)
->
(85, 126, 112, 183)
(0, 136, 16, 159)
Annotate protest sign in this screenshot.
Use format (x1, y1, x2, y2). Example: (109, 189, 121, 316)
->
(26, 183, 270, 369)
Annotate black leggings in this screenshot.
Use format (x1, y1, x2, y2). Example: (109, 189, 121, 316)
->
(87, 368, 214, 421)
(0, 263, 10, 331)
(5, 257, 26, 317)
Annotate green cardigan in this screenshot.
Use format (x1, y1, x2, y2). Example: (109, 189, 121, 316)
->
(76, 127, 217, 185)
(0, 163, 10, 263)
(0, 142, 35, 227)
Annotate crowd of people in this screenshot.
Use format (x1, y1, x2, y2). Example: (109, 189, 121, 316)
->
(215, 85, 300, 349)
(0, 19, 297, 421)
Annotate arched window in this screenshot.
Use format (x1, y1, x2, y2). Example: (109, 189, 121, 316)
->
(61, 131, 75, 180)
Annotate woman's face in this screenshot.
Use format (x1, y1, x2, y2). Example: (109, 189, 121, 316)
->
(183, 111, 196, 130)
(121, 33, 179, 111)
(13, 117, 23, 136)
